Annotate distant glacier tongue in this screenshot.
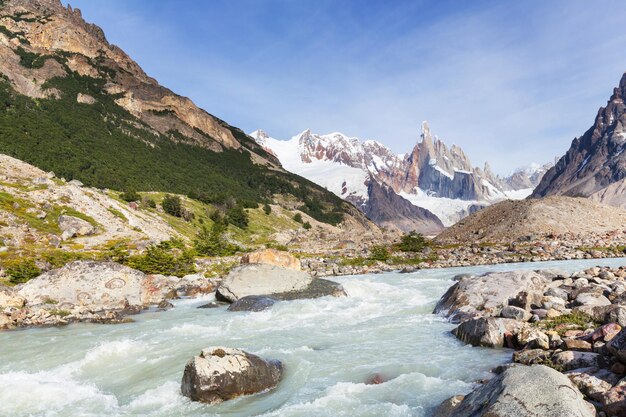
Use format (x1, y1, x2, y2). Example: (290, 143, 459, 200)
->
(2, 258, 625, 417)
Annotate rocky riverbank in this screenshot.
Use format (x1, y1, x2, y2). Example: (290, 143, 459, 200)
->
(434, 265, 626, 416)
(301, 231, 626, 277)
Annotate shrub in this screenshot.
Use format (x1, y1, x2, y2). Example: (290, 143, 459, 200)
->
(194, 222, 239, 256)
(263, 203, 271, 215)
(226, 205, 249, 229)
(369, 245, 390, 262)
(293, 213, 303, 223)
(142, 197, 156, 208)
(162, 194, 182, 217)
(303, 221, 312, 230)
(395, 231, 429, 252)
(120, 189, 140, 202)
(6, 259, 41, 284)
(126, 245, 196, 277)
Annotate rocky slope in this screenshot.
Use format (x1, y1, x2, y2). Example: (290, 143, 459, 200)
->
(0, 0, 373, 229)
(251, 123, 548, 229)
(436, 196, 626, 244)
(533, 71, 626, 208)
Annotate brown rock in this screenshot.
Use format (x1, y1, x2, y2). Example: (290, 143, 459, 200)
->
(241, 249, 301, 271)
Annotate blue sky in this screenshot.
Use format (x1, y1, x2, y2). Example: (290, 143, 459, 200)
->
(64, 0, 626, 175)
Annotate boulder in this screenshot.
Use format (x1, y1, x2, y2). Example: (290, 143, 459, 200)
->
(228, 295, 279, 312)
(574, 292, 611, 307)
(515, 327, 550, 350)
(216, 264, 312, 302)
(176, 273, 217, 297)
(449, 365, 595, 417)
(17, 261, 177, 310)
(452, 317, 522, 348)
(433, 270, 549, 323)
(600, 382, 626, 416)
(513, 349, 552, 365)
(500, 305, 531, 321)
(272, 278, 346, 300)
(608, 328, 626, 363)
(566, 367, 620, 402)
(241, 249, 301, 270)
(181, 347, 282, 404)
(433, 395, 465, 417)
(551, 351, 600, 371)
(58, 214, 96, 239)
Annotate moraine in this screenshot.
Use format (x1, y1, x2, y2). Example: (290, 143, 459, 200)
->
(2, 258, 626, 417)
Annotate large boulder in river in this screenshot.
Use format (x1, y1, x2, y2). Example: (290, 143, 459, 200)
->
(448, 365, 595, 417)
(216, 264, 312, 302)
(216, 264, 344, 303)
(181, 347, 282, 404)
(433, 270, 550, 323)
(227, 295, 279, 312)
(17, 261, 177, 310)
(241, 248, 301, 270)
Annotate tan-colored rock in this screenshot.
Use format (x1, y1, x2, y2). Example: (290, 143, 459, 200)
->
(241, 249, 301, 271)
(0, 285, 25, 308)
(76, 93, 95, 104)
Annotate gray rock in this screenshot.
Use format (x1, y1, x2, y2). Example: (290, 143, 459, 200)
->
(17, 261, 177, 310)
(551, 351, 600, 371)
(566, 367, 620, 402)
(216, 264, 313, 302)
(608, 328, 626, 363)
(272, 278, 346, 300)
(574, 292, 611, 307)
(433, 395, 465, 417)
(449, 365, 595, 417)
(228, 295, 279, 312)
(181, 347, 282, 404)
(452, 317, 522, 348)
(500, 305, 531, 321)
(58, 215, 96, 239)
(434, 270, 550, 323)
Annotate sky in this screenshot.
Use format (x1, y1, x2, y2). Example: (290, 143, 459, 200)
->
(63, 0, 626, 175)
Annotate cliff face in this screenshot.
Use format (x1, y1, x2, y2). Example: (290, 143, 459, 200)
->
(532, 72, 626, 207)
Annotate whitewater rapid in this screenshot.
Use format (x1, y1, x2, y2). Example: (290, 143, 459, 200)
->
(2, 258, 626, 417)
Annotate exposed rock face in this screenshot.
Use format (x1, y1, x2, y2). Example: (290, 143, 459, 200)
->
(448, 365, 595, 417)
(533, 71, 626, 208)
(436, 196, 626, 244)
(216, 264, 313, 303)
(17, 260, 177, 309)
(241, 249, 301, 271)
(433, 270, 550, 323)
(0, 285, 25, 308)
(451, 317, 521, 348)
(356, 180, 444, 234)
(181, 347, 282, 404)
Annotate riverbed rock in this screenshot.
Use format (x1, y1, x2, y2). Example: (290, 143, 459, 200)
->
(551, 351, 600, 371)
(227, 295, 279, 312)
(180, 347, 282, 404)
(272, 278, 346, 300)
(600, 382, 626, 416)
(17, 261, 176, 310)
(241, 249, 301, 270)
(433, 395, 465, 417)
(566, 367, 620, 402)
(500, 305, 531, 321)
(176, 273, 217, 297)
(216, 264, 313, 302)
(433, 270, 550, 323)
(449, 365, 595, 417)
(608, 328, 626, 363)
(452, 317, 522, 348)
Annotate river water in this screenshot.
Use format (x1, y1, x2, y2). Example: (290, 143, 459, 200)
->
(2, 258, 626, 417)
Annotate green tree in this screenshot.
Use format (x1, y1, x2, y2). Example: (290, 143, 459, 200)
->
(303, 221, 312, 230)
(194, 222, 238, 256)
(120, 189, 140, 202)
(293, 213, 303, 223)
(162, 194, 182, 217)
(227, 205, 249, 229)
(263, 203, 271, 215)
(369, 245, 390, 262)
(396, 231, 429, 252)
